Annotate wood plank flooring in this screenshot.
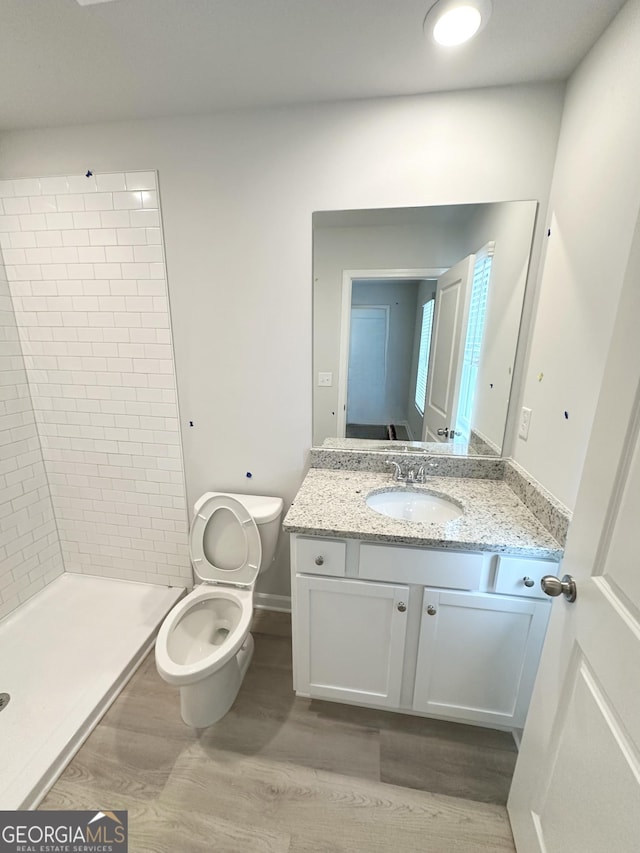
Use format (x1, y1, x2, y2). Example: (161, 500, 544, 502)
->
(39, 611, 516, 852)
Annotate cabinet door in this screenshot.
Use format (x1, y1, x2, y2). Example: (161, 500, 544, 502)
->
(413, 589, 550, 728)
(295, 575, 409, 708)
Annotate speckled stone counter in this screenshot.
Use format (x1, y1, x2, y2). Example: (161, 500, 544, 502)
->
(283, 468, 563, 560)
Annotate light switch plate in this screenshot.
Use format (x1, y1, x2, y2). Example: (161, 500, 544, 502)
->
(318, 372, 333, 387)
(519, 406, 532, 440)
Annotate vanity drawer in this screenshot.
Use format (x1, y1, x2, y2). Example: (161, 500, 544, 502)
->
(294, 536, 346, 577)
(493, 556, 558, 599)
(359, 543, 483, 590)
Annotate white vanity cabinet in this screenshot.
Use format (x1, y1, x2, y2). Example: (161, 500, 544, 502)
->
(291, 534, 555, 730)
(412, 589, 549, 728)
(295, 575, 409, 707)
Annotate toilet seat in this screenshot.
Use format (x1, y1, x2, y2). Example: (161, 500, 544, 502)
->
(155, 585, 254, 686)
(189, 493, 262, 587)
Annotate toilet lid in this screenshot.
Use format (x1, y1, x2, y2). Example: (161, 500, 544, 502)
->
(189, 494, 262, 587)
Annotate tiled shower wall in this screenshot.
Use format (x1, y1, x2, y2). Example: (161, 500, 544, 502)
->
(0, 252, 63, 619)
(0, 171, 191, 599)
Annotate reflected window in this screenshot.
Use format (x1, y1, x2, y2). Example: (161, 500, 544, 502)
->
(458, 244, 494, 436)
(414, 299, 435, 416)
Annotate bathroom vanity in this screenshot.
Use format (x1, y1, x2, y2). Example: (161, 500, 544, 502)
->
(284, 466, 564, 731)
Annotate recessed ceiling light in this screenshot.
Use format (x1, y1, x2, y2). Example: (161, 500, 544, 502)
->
(424, 0, 492, 47)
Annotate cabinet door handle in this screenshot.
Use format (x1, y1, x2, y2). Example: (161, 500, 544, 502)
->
(314, 556, 324, 566)
(426, 604, 437, 615)
(523, 576, 535, 588)
(397, 602, 407, 612)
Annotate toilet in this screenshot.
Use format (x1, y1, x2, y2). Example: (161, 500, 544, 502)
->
(155, 491, 283, 727)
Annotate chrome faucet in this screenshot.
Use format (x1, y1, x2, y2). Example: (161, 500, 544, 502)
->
(386, 459, 426, 484)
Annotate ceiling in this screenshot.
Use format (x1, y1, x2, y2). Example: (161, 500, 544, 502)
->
(0, 0, 627, 132)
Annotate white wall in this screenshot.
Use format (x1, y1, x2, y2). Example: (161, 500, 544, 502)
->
(0, 84, 564, 596)
(0, 248, 63, 618)
(0, 171, 191, 589)
(513, 0, 640, 509)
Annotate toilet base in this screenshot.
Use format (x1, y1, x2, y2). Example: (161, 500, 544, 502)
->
(179, 632, 255, 728)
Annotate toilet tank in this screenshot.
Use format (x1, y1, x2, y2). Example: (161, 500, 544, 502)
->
(196, 492, 283, 571)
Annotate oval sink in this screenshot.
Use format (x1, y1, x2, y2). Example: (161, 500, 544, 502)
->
(366, 489, 463, 523)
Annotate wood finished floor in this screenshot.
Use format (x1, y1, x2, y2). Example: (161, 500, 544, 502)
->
(39, 611, 516, 852)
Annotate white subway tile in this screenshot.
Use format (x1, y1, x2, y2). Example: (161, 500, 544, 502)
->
(35, 231, 63, 248)
(84, 192, 114, 212)
(25, 247, 53, 264)
(50, 247, 79, 264)
(3, 197, 30, 215)
(73, 212, 102, 230)
(96, 173, 127, 192)
(40, 176, 70, 195)
(141, 191, 158, 209)
(45, 212, 74, 230)
(67, 174, 97, 194)
(10, 232, 37, 249)
(105, 246, 134, 263)
(62, 230, 90, 247)
(113, 191, 143, 210)
(133, 245, 163, 263)
(129, 209, 160, 228)
(125, 172, 156, 191)
(121, 263, 150, 279)
(67, 264, 95, 280)
(116, 228, 147, 246)
(56, 195, 86, 213)
(100, 210, 130, 229)
(93, 263, 122, 280)
(30, 196, 58, 214)
(77, 247, 106, 263)
(13, 178, 42, 196)
(89, 228, 117, 246)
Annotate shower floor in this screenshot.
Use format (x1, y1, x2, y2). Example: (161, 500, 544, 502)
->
(0, 573, 183, 809)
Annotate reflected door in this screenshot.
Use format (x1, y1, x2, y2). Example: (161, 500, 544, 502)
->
(347, 306, 388, 425)
(422, 255, 475, 441)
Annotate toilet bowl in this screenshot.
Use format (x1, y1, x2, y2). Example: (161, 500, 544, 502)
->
(155, 491, 283, 727)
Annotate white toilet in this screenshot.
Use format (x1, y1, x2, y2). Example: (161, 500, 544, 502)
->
(155, 491, 283, 727)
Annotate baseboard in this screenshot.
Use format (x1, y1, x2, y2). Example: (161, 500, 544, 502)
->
(254, 592, 291, 612)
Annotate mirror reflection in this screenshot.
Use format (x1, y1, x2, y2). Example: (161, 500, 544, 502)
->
(312, 201, 537, 456)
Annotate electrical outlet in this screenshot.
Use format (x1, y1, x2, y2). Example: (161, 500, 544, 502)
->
(519, 406, 532, 440)
(318, 372, 333, 387)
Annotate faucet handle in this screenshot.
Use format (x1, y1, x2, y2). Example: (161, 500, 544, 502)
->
(385, 459, 403, 481)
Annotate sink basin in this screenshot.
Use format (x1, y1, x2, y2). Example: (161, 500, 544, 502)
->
(366, 489, 463, 523)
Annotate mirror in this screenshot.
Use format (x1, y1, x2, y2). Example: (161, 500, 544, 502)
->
(312, 201, 537, 456)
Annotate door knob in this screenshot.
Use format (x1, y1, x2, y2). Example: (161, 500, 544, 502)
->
(397, 602, 407, 612)
(426, 604, 437, 615)
(437, 428, 449, 437)
(540, 574, 577, 603)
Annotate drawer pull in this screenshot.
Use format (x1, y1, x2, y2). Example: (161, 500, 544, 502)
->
(314, 556, 324, 566)
(426, 604, 437, 615)
(523, 576, 535, 588)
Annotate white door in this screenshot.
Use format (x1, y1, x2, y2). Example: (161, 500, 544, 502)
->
(422, 255, 475, 441)
(347, 306, 388, 425)
(295, 575, 409, 708)
(508, 215, 640, 851)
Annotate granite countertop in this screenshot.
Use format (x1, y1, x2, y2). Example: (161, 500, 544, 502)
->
(283, 468, 563, 560)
